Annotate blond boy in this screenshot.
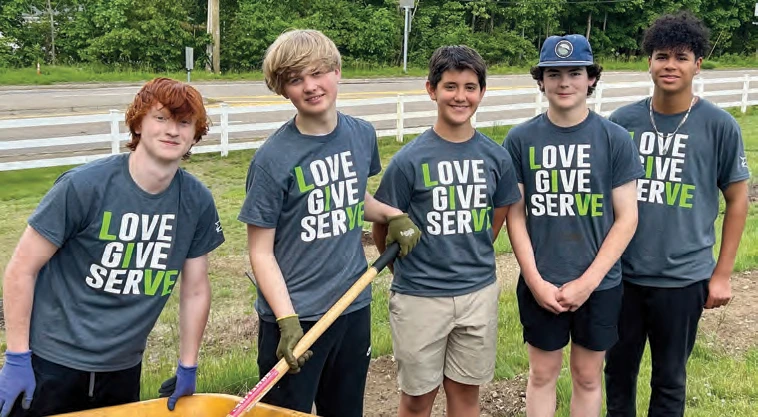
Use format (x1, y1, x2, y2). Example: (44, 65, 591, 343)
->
(237, 30, 420, 416)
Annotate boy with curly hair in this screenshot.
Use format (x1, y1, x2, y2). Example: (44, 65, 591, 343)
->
(604, 12, 750, 417)
(0, 78, 225, 416)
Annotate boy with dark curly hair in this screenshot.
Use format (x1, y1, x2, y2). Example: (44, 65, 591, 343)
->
(604, 12, 750, 417)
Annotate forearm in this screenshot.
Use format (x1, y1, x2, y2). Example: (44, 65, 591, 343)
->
(492, 206, 508, 242)
(506, 207, 541, 287)
(581, 211, 637, 287)
(178, 274, 211, 366)
(250, 251, 295, 318)
(372, 222, 389, 254)
(713, 195, 749, 279)
(2, 270, 36, 352)
(363, 192, 402, 223)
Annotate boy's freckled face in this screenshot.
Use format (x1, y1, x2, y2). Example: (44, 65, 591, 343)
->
(134, 103, 197, 162)
(427, 69, 485, 128)
(282, 65, 341, 117)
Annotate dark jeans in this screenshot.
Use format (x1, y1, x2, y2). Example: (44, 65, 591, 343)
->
(257, 306, 372, 417)
(605, 280, 708, 417)
(9, 354, 141, 417)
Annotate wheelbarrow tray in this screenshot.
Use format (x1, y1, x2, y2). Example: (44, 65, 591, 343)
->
(52, 393, 316, 417)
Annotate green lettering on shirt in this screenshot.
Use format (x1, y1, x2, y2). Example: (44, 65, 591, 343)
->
(294, 166, 314, 193)
(121, 242, 134, 268)
(665, 182, 681, 206)
(422, 163, 438, 187)
(680, 184, 695, 208)
(99, 211, 117, 241)
(144, 270, 165, 296)
(529, 147, 541, 169)
(161, 270, 178, 296)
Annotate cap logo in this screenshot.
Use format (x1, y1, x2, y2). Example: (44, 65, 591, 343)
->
(555, 40, 573, 59)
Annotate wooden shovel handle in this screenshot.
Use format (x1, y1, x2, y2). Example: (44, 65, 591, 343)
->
(227, 243, 401, 417)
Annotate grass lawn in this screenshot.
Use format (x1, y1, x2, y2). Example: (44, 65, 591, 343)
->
(0, 109, 756, 415)
(2, 56, 756, 86)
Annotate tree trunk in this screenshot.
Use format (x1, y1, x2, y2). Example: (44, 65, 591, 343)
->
(586, 11, 592, 40)
(490, 12, 494, 33)
(472, 14, 476, 32)
(46, 0, 56, 65)
(603, 11, 608, 32)
(212, 0, 220, 74)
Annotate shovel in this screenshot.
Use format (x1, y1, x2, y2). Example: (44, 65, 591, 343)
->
(227, 242, 400, 417)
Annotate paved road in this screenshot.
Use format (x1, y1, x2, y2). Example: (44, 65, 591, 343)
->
(1, 69, 755, 166)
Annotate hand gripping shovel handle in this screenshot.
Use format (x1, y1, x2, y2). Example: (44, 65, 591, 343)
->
(227, 243, 401, 417)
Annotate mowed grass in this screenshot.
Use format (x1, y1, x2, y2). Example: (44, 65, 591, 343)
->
(0, 110, 757, 415)
(4, 57, 756, 86)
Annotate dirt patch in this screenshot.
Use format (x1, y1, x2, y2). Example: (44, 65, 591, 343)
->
(363, 356, 526, 417)
(750, 183, 758, 203)
(699, 269, 758, 355)
(362, 230, 376, 247)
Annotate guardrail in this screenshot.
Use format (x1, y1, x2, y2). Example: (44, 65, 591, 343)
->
(0, 75, 755, 172)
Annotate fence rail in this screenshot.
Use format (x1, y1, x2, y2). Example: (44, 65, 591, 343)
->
(1, 75, 756, 172)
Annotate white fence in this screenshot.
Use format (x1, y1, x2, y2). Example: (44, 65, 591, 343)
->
(0, 75, 756, 172)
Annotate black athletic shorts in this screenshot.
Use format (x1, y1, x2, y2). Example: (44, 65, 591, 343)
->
(516, 275, 623, 352)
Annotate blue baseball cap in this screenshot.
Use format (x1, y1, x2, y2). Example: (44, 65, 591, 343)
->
(538, 34, 594, 67)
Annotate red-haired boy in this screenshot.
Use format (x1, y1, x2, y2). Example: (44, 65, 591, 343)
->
(0, 78, 225, 416)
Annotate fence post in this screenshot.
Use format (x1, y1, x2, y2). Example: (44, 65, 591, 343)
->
(741, 74, 750, 114)
(534, 90, 543, 116)
(220, 103, 229, 157)
(594, 81, 604, 114)
(109, 110, 121, 155)
(396, 93, 405, 142)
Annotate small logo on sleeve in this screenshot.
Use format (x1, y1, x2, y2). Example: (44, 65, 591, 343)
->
(740, 156, 748, 168)
(215, 220, 223, 233)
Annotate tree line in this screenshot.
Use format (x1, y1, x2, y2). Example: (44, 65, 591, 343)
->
(0, 0, 755, 71)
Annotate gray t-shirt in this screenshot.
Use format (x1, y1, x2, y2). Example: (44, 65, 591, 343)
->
(374, 129, 521, 296)
(28, 154, 225, 372)
(610, 98, 750, 287)
(238, 113, 381, 322)
(504, 111, 644, 290)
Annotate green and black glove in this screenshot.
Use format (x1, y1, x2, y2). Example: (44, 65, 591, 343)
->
(387, 214, 421, 257)
(276, 314, 313, 374)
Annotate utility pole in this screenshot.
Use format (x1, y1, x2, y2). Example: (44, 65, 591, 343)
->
(207, 0, 220, 74)
(400, 0, 414, 73)
(46, 0, 56, 65)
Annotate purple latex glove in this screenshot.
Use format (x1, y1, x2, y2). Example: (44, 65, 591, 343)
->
(158, 361, 197, 411)
(0, 350, 35, 417)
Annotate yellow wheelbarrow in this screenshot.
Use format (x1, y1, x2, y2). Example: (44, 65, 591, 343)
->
(51, 394, 315, 417)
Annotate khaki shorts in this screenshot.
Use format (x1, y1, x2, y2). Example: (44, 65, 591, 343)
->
(389, 281, 500, 396)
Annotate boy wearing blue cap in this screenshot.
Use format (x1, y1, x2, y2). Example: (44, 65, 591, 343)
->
(604, 13, 749, 417)
(503, 35, 643, 416)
